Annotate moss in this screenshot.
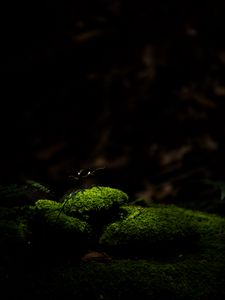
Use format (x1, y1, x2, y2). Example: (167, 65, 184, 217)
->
(14, 252, 225, 299)
(1, 202, 225, 299)
(0, 219, 30, 250)
(99, 205, 200, 256)
(35, 199, 62, 211)
(61, 186, 129, 224)
(178, 208, 225, 258)
(26, 207, 225, 300)
(51, 255, 225, 300)
(32, 199, 94, 252)
(34, 199, 92, 234)
(0, 207, 32, 253)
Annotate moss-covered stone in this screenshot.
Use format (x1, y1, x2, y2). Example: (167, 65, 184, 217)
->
(61, 186, 129, 224)
(35, 199, 62, 211)
(25, 207, 225, 300)
(100, 205, 200, 256)
(32, 199, 94, 252)
(1, 201, 225, 300)
(50, 253, 225, 300)
(37, 208, 92, 235)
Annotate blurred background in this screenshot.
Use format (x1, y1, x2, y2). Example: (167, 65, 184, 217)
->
(1, 0, 225, 212)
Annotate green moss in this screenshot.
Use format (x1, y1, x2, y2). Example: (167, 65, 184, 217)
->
(29, 207, 225, 300)
(34, 199, 92, 234)
(50, 255, 225, 300)
(35, 200, 89, 232)
(30, 187, 128, 250)
(35, 199, 62, 211)
(1, 201, 225, 299)
(0, 220, 30, 250)
(100, 205, 200, 256)
(178, 208, 225, 259)
(46, 210, 92, 234)
(32, 199, 94, 252)
(3, 256, 225, 300)
(61, 186, 129, 223)
(0, 207, 32, 252)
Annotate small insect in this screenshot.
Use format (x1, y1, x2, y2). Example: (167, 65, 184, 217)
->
(69, 167, 105, 183)
(56, 166, 105, 221)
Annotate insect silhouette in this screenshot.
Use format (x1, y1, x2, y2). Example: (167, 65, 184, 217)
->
(56, 166, 105, 220)
(68, 167, 105, 188)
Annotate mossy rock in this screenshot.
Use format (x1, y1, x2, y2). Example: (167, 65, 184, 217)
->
(35, 199, 62, 211)
(1, 204, 225, 299)
(34, 199, 91, 235)
(79, 209, 224, 300)
(61, 186, 129, 224)
(29, 207, 225, 300)
(100, 205, 200, 257)
(32, 199, 94, 252)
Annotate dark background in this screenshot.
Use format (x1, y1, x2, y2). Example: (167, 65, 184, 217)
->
(1, 0, 225, 208)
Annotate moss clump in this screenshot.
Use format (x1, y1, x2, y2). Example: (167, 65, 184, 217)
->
(50, 253, 225, 300)
(61, 186, 129, 224)
(35, 208, 224, 300)
(35, 199, 62, 211)
(31, 199, 94, 253)
(35, 204, 92, 235)
(100, 205, 200, 256)
(1, 194, 225, 299)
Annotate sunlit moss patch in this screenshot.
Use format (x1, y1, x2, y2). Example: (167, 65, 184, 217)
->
(61, 186, 129, 222)
(32, 199, 94, 252)
(100, 205, 200, 256)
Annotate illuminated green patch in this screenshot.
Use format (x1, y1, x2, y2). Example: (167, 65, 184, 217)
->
(32, 199, 94, 251)
(35, 199, 62, 211)
(100, 205, 200, 256)
(61, 186, 129, 222)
